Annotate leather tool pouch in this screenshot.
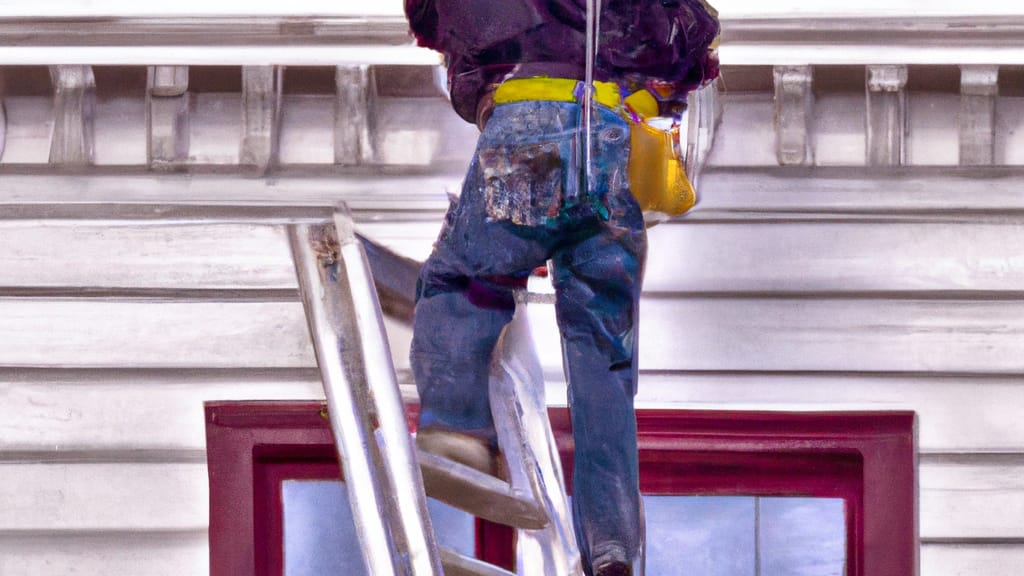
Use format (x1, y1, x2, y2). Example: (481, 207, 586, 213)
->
(627, 118, 696, 217)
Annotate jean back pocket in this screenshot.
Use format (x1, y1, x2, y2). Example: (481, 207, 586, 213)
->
(479, 140, 575, 227)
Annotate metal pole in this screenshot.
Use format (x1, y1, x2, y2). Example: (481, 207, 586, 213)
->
(581, 0, 600, 196)
(289, 221, 405, 575)
(332, 209, 444, 575)
(755, 497, 762, 576)
(490, 295, 583, 576)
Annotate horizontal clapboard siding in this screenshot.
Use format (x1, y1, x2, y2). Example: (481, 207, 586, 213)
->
(0, 457, 1018, 544)
(8, 218, 1024, 292)
(921, 544, 1024, 575)
(0, 224, 297, 289)
(632, 373, 1024, 455)
(4, 293, 1024, 376)
(0, 369, 325, 453)
(920, 455, 1024, 541)
(0, 300, 316, 368)
(0, 462, 208, 532)
(4, 171, 1024, 574)
(645, 220, 1024, 293)
(2, 370, 1022, 455)
(526, 297, 1024, 374)
(0, 299, 412, 369)
(0, 532, 208, 576)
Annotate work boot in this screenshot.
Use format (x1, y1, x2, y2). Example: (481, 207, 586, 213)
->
(415, 427, 505, 479)
(415, 426, 544, 529)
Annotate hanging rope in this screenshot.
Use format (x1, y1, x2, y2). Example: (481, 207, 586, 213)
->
(581, 0, 601, 195)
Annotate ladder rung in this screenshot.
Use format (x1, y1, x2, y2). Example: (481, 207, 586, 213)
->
(439, 547, 516, 576)
(417, 448, 548, 530)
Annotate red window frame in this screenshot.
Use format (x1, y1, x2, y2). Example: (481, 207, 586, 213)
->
(206, 402, 916, 576)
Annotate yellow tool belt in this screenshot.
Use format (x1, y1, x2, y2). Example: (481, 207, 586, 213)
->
(494, 77, 622, 109)
(493, 77, 662, 117)
(491, 77, 696, 218)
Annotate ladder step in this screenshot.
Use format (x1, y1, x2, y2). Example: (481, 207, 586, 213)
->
(417, 448, 548, 530)
(439, 547, 516, 576)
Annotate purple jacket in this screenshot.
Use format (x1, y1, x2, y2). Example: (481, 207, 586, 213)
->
(405, 0, 720, 123)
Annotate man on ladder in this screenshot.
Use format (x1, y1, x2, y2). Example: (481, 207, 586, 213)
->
(403, 0, 720, 574)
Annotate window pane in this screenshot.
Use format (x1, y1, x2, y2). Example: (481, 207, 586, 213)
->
(642, 496, 846, 576)
(282, 485, 845, 575)
(644, 495, 757, 576)
(281, 480, 475, 576)
(758, 497, 846, 576)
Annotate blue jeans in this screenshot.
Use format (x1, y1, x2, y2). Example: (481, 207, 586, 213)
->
(411, 99, 646, 573)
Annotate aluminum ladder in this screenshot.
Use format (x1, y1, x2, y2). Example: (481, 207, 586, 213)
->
(289, 207, 583, 576)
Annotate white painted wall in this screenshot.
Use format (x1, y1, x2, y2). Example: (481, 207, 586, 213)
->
(5, 175, 1024, 573)
(2, 7, 1024, 575)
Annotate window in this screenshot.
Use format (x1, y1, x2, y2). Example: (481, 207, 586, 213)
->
(206, 403, 915, 575)
(281, 480, 474, 575)
(641, 495, 847, 575)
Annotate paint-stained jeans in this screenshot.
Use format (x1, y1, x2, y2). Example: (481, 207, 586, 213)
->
(411, 99, 646, 573)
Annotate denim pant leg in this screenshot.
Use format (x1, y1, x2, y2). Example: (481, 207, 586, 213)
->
(412, 156, 552, 440)
(552, 226, 645, 573)
(553, 112, 647, 572)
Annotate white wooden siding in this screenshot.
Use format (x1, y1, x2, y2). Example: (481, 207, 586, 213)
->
(921, 544, 1024, 576)
(0, 369, 323, 453)
(0, 532, 209, 576)
(0, 457, 1016, 554)
(3, 370, 1023, 456)
(10, 219, 1024, 292)
(524, 297, 1024, 374)
(0, 455, 1019, 542)
(9, 294, 1024, 373)
(0, 224, 293, 289)
(3, 20, 1024, 569)
(0, 462, 208, 532)
(920, 456, 1024, 540)
(1, 202, 1023, 573)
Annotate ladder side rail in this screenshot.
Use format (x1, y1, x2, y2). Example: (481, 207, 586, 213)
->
(331, 209, 445, 575)
(289, 222, 398, 575)
(290, 220, 437, 575)
(490, 297, 584, 576)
